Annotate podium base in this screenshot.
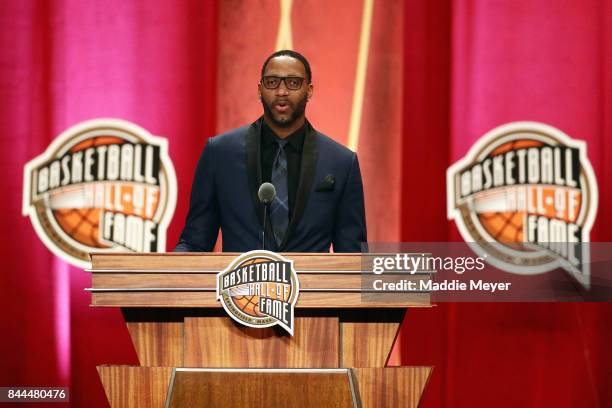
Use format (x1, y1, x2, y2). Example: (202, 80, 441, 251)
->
(98, 365, 432, 408)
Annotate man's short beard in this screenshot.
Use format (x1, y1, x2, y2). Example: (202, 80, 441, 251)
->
(262, 96, 308, 128)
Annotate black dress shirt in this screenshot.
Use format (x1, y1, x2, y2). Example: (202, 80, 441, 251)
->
(261, 122, 306, 218)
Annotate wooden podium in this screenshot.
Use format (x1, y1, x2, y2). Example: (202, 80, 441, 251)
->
(88, 253, 433, 407)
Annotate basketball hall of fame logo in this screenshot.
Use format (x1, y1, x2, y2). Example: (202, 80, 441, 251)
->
(447, 122, 598, 286)
(23, 119, 177, 268)
(217, 251, 300, 335)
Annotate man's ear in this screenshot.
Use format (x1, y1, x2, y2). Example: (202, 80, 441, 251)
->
(258, 83, 262, 100)
(307, 83, 313, 101)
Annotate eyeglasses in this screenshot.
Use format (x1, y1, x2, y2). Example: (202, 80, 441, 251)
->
(261, 76, 306, 90)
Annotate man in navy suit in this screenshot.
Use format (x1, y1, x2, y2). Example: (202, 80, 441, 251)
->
(175, 50, 366, 252)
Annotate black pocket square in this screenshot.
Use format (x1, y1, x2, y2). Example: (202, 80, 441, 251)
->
(315, 174, 335, 192)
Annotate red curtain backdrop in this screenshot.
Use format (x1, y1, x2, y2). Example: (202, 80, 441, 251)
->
(0, 1, 217, 407)
(1, 1, 611, 407)
(400, 0, 612, 406)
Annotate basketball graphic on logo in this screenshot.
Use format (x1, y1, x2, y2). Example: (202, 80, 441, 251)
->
(53, 208, 106, 248)
(478, 212, 524, 244)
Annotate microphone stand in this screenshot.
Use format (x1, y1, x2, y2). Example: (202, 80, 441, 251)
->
(262, 203, 269, 250)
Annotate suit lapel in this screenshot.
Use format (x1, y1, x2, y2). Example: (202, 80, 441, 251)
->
(245, 117, 278, 250)
(279, 121, 318, 249)
(245, 118, 262, 223)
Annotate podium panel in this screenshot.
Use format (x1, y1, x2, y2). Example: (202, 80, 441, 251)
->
(97, 366, 173, 408)
(166, 369, 357, 407)
(183, 317, 339, 368)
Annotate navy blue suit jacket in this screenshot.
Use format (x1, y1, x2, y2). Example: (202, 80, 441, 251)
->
(175, 117, 367, 252)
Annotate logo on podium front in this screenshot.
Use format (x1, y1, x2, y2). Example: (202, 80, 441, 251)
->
(217, 250, 300, 335)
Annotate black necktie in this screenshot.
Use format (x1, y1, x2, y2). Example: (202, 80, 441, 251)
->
(270, 140, 289, 246)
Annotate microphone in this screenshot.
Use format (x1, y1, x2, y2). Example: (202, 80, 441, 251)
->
(258, 183, 276, 250)
(258, 182, 276, 205)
